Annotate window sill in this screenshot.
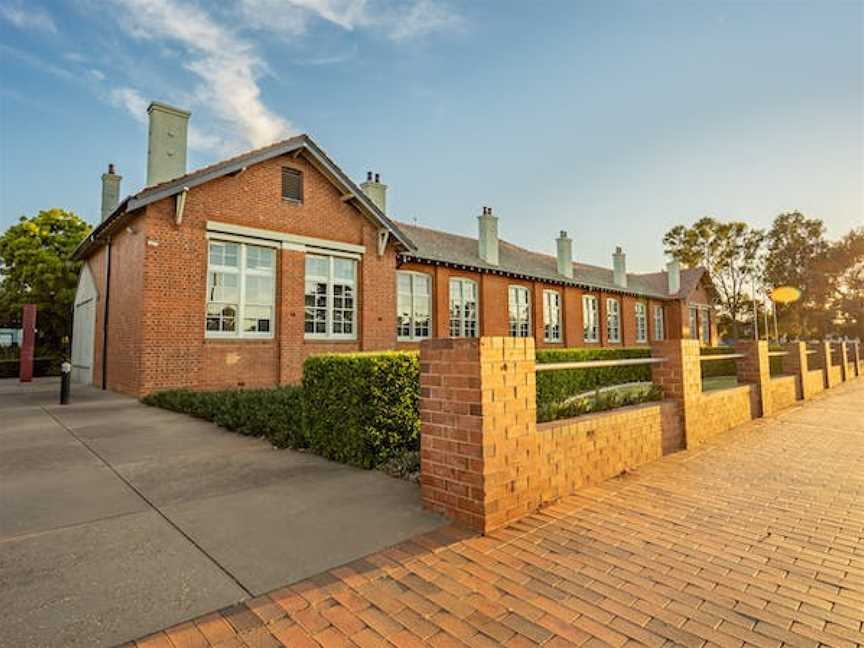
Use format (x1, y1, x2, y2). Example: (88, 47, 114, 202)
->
(397, 337, 431, 343)
(304, 336, 357, 343)
(205, 335, 275, 343)
(282, 198, 303, 205)
(543, 339, 563, 344)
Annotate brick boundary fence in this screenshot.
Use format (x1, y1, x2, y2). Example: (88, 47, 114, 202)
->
(420, 336, 862, 533)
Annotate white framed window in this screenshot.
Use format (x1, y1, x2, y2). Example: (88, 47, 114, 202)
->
(449, 278, 478, 337)
(304, 254, 357, 339)
(397, 271, 432, 340)
(701, 307, 711, 344)
(689, 306, 698, 340)
(206, 240, 275, 338)
(653, 305, 665, 341)
(508, 285, 531, 337)
(583, 295, 599, 342)
(635, 302, 647, 343)
(543, 290, 562, 343)
(606, 298, 621, 343)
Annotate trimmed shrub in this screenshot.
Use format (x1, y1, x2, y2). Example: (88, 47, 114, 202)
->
(302, 351, 420, 469)
(700, 346, 736, 378)
(142, 386, 305, 449)
(539, 383, 663, 423)
(536, 347, 654, 423)
(701, 345, 787, 378)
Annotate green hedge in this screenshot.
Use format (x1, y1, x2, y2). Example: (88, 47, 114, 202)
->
(701, 345, 786, 378)
(0, 357, 61, 379)
(536, 347, 654, 423)
(302, 352, 420, 469)
(142, 386, 305, 449)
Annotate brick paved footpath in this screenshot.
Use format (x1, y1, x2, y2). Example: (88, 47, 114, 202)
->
(127, 380, 864, 648)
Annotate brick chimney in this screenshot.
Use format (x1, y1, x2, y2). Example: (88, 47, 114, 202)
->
(556, 231, 573, 278)
(667, 260, 681, 295)
(478, 206, 499, 266)
(613, 246, 627, 288)
(146, 101, 190, 186)
(100, 163, 121, 222)
(360, 171, 387, 214)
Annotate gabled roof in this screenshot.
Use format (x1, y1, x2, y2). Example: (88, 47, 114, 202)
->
(72, 134, 415, 260)
(397, 221, 707, 300)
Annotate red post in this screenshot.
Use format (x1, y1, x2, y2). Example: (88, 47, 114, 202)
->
(19, 304, 36, 383)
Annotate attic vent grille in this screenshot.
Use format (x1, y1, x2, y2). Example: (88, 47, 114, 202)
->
(282, 167, 303, 202)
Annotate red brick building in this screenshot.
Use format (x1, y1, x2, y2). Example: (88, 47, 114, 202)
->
(71, 102, 716, 396)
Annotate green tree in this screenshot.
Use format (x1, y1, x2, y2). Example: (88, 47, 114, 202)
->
(663, 217, 764, 339)
(763, 212, 829, 337)
(824, 227, 864, 339)
(0, 209, 91, 351)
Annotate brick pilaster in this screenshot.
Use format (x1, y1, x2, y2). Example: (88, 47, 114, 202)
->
(419, 337, 537, 534)
(838, 342, 849, 382)
(735, 340, 772, 417)
(853, 341, 862, 377)
(650, 339, 701, 448)
(819, 341, 835, 388)
(782, 342, 809, 400)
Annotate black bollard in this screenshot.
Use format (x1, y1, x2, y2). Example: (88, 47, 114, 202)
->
(60, 361, 71, 405)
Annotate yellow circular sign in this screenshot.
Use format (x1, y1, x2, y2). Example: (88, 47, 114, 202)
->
(770, 286, 802, 304)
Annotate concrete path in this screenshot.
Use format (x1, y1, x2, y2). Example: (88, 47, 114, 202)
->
(130, 379, 864, 648)
(0, 379, 444, 648)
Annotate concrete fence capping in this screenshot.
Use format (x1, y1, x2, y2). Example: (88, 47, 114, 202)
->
(419, 336, 861, 534)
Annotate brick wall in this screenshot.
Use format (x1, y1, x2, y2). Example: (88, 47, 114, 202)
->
(688, 385, 759, 448)
(419, 337, 680, 533)
(806, 369, 826, 395)
(770, 375, 798, 412)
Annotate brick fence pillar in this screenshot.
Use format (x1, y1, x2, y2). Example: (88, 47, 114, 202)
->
(819, 341, 835, 388)
(419, 337, 537, 534)
(649, 339, 701, 448)
(782, 342, 809, 400)
(735, 340, 772, 417)
(838, 342, 849, 382)
(853, 341, 862, 377)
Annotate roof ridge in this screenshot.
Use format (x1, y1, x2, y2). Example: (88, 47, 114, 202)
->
(134, 133, 308, 198)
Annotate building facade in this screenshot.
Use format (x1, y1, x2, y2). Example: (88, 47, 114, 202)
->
(72, 102, 716, 397)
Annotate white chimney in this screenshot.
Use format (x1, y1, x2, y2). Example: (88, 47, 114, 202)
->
(478, 206, 499, 266)
(613, 246, 627, 288)
(556, 231, 573, 278)
(360, 171, 387, 214)
(147, 101, 190, 186)
(667, 260, 681, 295)
(101, 163, 121, 222)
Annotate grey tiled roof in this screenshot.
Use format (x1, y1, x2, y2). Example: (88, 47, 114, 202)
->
(397, 221, 705, 300)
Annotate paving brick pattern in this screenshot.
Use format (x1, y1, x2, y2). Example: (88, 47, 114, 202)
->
(128, 380, 864, 648)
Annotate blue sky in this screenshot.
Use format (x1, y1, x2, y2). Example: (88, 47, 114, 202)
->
(1, 0, 861, 271)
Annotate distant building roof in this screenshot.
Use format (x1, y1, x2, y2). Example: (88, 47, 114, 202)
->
(397, 222, 706, 300)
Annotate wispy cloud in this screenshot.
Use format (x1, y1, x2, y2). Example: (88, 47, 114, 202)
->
(111, 0, 294, 152)
(0, 1, 57, 33)
(104, 0, 461, 154)
(237, 0, 462, 40)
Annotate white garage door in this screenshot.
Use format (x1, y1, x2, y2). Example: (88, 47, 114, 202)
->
(72, 265, 97, 385)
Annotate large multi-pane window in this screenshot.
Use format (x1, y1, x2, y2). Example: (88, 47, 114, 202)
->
(689, 306, 698, 340)
(449, 278, 478, 337)
(206, 240, 275, 337)
(635, 302, 647, 343)
(543, 290, 561, 343)
(583, 295, 599, 342)
(701, 307, 711, 344)
(653, 305, 665, 341)
(397, 271, 432, 340)
(606, 298, 621, 343)
(304, 254, 357, 339)
(508, 286, 531, 337)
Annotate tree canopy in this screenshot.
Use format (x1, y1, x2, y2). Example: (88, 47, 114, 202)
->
(665, 213, 862, 340)
(663, 217, 764, 338)
(0, 209, 91, 350)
